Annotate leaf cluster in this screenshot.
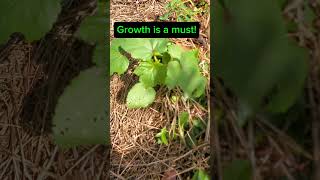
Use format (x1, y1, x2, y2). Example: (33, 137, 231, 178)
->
(110, 38, 207, 108)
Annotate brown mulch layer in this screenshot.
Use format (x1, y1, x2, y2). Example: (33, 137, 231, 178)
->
(110, 74, 209, 179)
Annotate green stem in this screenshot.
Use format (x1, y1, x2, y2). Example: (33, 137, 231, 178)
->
(154, 55, 160, 63)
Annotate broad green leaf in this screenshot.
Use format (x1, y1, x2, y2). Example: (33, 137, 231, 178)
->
(126, 83, 156, 108)
(121, 38, 169, 60)
(53, 67, 108, 148)
(165, 61, 181, 89)
(167, 50, 206, 98)
(178, 68, 206, 98)
(223, 159, 252, 180)
(192, 169, 210, 180)
(134, 60, 167, 87)
(179, 50, 199, 70)
(110, 39, 129, 75)
(150, 39, 168, 54)
(75, 2, 107, 44)
(190, 75, 207, 98)
(214, 0, 308, 113)
(168, 44, 186, 59)
(0, 0, 60, 43)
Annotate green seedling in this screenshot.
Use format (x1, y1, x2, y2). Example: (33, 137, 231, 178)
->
(110, 38, 206, 108)
(156, 128, 169, 145)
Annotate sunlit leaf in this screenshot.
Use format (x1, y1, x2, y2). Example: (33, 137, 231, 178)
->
(126, 83, 156, 108)
(121, 38, 169, 60)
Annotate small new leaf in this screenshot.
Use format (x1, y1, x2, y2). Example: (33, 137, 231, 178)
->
(156, 128, 169, 145)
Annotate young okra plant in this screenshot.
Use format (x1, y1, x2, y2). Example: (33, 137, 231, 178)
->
(110, 38, 207, 108)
